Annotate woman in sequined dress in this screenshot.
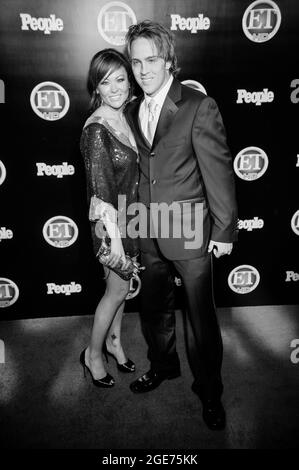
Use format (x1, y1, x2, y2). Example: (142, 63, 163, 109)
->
(79, 49, 139, 388)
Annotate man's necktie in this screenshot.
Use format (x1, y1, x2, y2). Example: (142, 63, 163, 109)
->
(145, 99, 157, 145)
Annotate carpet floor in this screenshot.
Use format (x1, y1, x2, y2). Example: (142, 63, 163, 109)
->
(0, 305, 299, 449)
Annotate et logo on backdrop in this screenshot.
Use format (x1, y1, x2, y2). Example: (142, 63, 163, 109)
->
(97, 1, 137, 46)
(43, 216, 78, 248)
(0, 278, 19, 308)
(0, 160, 7, 186)
(234, 146, 269, 181)
(30, 82, 70, 121)
(182, 80, 207, 95)
(228, 265, 260, 294)
(291, 210, 299, 236)
(242, 0, 281, 43)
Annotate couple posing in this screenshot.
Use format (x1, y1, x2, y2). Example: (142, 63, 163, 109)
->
(80, 20, 238, 431)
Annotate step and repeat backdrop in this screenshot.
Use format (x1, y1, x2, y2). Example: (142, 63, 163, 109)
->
(0, 0, 298, 320)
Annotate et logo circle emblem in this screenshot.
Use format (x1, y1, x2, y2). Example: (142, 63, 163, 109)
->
(0, 278, 19, 307)
(234, 146, 268, 181)
(30, 81, 70, 121)
(182, 80, 207, 95)
(43, 216, 78, 248)
(228, 265, 260, 294)
(242, 0, 281, 43)
(291, 210, 299, 236)
(0, 160, 7, 186)
(97, 1, 137, 46)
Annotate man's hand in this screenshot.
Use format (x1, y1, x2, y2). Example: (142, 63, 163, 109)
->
(208, 240, 233, 258)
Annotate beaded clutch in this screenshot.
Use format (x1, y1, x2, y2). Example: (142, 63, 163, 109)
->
(96, 236, 144, 281)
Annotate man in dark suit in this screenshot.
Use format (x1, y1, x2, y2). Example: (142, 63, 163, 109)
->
(125, 20, 238, 430)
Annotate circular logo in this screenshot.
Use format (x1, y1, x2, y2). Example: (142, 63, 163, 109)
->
(125, 275, 141, 300)
(97, 1, 137, 46)
(0, 278, 19, 308)
(43, 216, 78, 248)
(0, 160, 6, 186)
(234, 146, 268, 181)
(30, 81, 70, 121)
(291, 210, 299, 236)
(242, 0, 281, 43)
(228, 265, 260, 294)
(182, 80, 207, 95)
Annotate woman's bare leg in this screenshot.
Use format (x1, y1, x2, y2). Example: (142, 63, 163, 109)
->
(84, 269, 129, 379)
(106, 301, 127, 365)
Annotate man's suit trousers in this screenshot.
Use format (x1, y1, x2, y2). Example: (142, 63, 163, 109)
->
(139, 236, 224, 401)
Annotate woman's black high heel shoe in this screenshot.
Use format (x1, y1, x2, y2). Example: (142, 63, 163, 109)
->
(79, 349, 115, 388)
(103, 343, 135, 373)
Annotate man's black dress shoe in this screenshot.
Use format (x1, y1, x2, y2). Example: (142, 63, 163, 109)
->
(202, 399, 226, 431)
(130, 369, 180, 393)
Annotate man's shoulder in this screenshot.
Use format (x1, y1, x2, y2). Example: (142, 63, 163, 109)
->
(178, 82, 220, 116)
(180, 82, 209, 104)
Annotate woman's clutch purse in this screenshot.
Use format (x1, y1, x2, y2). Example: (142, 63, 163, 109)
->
(96, 236, 144, 281)
(90, 195, 144, 281)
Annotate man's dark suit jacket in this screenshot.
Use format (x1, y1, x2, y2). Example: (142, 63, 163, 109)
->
(126, 78, 238, 260)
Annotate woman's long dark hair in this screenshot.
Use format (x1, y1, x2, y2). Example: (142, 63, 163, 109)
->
(87, 48, 134, 113)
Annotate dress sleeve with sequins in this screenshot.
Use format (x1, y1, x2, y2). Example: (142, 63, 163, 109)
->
(80, 123, 118, 211)
(80, 120, 139, 258)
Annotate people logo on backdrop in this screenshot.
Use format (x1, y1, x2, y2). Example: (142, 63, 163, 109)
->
(0, 227, 13, 242)
(30, 82, 70, 121)
(97, 1, 137, 46)
(20, 13, 63, 35)
(285, 271, 299, 282)
(181, 80, 207, 95)
(234, 146, 269, 181)
(228, 265, 260, 294)
(291, 210, 299, 236)
(238, 217, 264, 231)
(242, 0, 281, 43)
(36, 162, 75, 178)
(43, 216, 78, 248)
(0, 161, 6, 186)
(170, 13, 210, 33)
(0, 278, 19, 308)
(47, 282, 82, 296)
(236, 88, 274, 106)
